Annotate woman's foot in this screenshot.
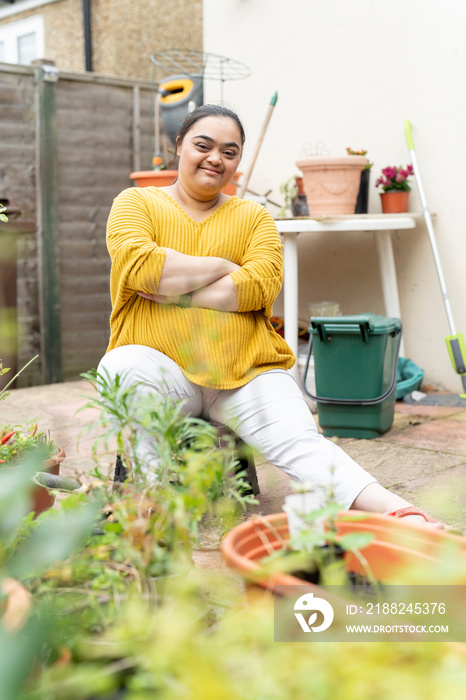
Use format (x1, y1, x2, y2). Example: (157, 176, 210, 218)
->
(351, 483, 445, 529)
(387, 506, 444, 529)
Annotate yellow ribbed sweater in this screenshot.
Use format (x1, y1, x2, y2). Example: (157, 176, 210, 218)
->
(106, 187, 294, 389)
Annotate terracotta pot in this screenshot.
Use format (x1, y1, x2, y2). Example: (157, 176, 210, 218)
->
(220, 171, 243, 195)
(130, 171, 178, 187)
(129, 170, 243, 195)
(221, 511, 466, 591)
(295, 156, 369, 215)
(32, 446, 65, 517)
(380, 191, 410, 213)
(295, 176, 305, 196)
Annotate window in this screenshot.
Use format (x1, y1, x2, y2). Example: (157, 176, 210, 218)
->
(17, 31, 37, 64)
(0, 14, 44, 65)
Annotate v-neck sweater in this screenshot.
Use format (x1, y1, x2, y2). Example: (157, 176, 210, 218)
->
(105, 186, 294, 389)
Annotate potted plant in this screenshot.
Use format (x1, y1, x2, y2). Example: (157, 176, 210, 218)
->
(375, 164, 414, 213)
(277, 175, 308, 218)
(346, 148, 373, 214)
(130, 169, 243, 194)
(0, 357, 65, 516)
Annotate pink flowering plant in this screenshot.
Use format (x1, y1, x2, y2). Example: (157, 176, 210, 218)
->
(375, 165, 414, 192)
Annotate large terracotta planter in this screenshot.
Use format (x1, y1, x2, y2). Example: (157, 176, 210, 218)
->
(129, 170, 243, 195)
(221, 511, 466, 591)
(380, 190, 410, 213)
(295, 156, 369, 215)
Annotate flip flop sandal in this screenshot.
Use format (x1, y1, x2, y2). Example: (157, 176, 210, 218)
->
(388, 506, 438, 523)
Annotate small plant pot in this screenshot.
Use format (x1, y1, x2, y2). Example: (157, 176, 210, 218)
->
(32, 447, 66, 516)
(295, 156, 369, 215)
(380, 191, 410, 213)
(220, 171, 243, 195)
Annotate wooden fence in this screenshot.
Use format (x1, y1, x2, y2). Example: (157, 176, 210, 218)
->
(0, 63, 158, 386)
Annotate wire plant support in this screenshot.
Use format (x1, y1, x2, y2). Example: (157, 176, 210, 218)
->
(147, 49, 251, 170)
(149, 49, 251, 101)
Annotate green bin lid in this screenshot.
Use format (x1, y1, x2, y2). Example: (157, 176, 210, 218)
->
(310, 313, 401, 336)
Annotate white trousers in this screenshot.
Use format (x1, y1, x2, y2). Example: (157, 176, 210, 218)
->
(98, 345, 377, 508)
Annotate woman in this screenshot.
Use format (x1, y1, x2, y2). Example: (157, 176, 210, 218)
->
(98, 104, 439, 527)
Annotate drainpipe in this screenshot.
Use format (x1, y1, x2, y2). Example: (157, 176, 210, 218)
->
(82, 0, 93, 72)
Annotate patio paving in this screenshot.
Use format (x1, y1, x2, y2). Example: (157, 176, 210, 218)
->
(1, 380, 465, 570)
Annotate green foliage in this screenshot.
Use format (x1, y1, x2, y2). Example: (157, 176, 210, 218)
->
(260, 491, 379, 587)
(276, 175, 297, 218)
(79, 368, 256, 509)
(0, 422, 57, 466)
(0, 203, 7, 223)
(23, 570, 466, 700)
(0, 355, 38, 404)
(2, 370, 465, 698)
(0, 357, 55, 472)
(0, 453, 466, 698)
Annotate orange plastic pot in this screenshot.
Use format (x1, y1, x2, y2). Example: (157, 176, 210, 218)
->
(129, 170, 243, 194)
(221, 171, 243, 195)
(130, 171, 178, 187)
(221, 511, 466, 591)
(380, 191, 410, 213)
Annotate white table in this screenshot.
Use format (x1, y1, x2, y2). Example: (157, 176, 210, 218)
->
(275, 214, 419, 379)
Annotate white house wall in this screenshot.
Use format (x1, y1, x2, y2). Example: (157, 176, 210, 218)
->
(203, 0, 466, 392)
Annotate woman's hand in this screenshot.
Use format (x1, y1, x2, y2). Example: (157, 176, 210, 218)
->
(137, 291, 183, 305)
(138, 274, 239, 312)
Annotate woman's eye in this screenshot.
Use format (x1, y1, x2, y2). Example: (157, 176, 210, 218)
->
(224, 150, 238, 158)
(196, 143, 209, 150)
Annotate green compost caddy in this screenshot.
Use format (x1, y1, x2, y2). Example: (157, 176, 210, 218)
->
(303, 314, 402, 439)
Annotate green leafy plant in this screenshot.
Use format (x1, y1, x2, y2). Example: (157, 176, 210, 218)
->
(260, 494, 377, 587)
(0, 203, 7, 223)
(277, 175, 298, 218)
(80, 368, 255, 501)
(0, 356, 58, 468)
(346, 146, 373, 170)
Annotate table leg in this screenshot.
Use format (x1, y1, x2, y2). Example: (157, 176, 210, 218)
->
(374, 229, 406, 356)
(282, 231, 299, 378)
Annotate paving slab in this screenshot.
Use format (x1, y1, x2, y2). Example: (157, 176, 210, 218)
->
(391, 463, 466, 530)
(389, 411, 432, 433)
(2, 380, 466, 561)
(385, 419, 466, 456)
(394, 402, 464, 419)
(336, 439, 463, 487)
(1, 380, 111, 477)
(446, 411, 466, 423)
(252, 461, 294, 516)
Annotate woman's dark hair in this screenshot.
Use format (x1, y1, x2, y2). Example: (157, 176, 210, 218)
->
(168, 104, 245, 169)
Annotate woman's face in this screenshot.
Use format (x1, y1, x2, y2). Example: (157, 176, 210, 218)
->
(176, 116, 242, 199)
